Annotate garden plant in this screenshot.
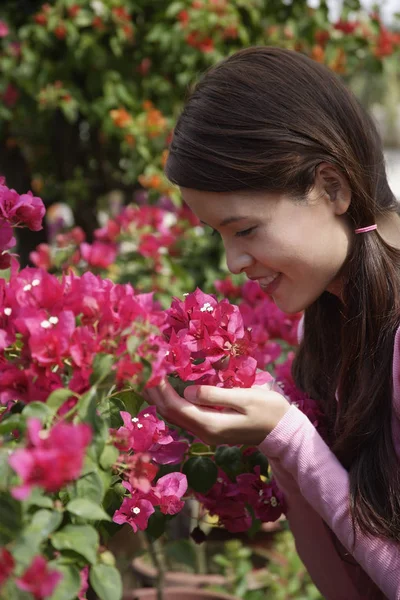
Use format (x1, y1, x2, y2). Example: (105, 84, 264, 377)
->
(0, 1, 399, 600)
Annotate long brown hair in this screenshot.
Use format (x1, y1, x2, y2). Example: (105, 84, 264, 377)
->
(165, 46, 400, 541)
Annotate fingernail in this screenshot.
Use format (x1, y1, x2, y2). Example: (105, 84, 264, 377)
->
(184, 386, 198, 402)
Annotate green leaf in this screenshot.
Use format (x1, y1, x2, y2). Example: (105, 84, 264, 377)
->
(115, 388, 145, 416)
(245, 449, 269, 477)
(0, 492, 23, 544)
(13, 509, 63, 566)
(90, 354, 114, 386)
(90, 563, 122, 600)
(189, 442, 212, 455)
(99, 445, 119, 470)
(46, 388, 77, 412)
(215, 446, 243, 479)
(22, 401, 52, 422)
(51, 525, 99, 564)
(182, 456, 218, 494)
(66, 498, 111, 521)
(76, 468, 105, 503)
(25, 488, 53, 509)
(0, 414, 25, 435)
(97, 396, 124, 429)
(77, 387, 98, 425)
(0, 447, 13, 490)
(146, 508, 168, 541)
(48, 563, 81, 600)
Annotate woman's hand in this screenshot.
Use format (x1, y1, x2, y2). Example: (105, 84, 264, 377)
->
(144, 380, 291, 446)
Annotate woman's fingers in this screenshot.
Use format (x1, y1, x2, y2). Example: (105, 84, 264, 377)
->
(184, 384, 250, 413)
(144, 381, 243, 442)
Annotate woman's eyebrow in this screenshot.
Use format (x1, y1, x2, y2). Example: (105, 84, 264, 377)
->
(200, 216, 247, 228)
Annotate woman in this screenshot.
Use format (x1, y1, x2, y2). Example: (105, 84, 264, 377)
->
(146, 46, 400, 598)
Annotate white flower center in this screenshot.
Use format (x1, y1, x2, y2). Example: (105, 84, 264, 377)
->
(131, 507, 141, 515)
(200, 302, 213, 313)
(40, 320, 51, 329)
(23, 284, 32, 291)
(31, 279, 40, 287)
(131, 417, 139, 422)
(49, 316, 59, 325)
(4, 308, 12, 316)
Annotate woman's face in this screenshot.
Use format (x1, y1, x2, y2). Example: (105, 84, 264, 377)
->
(181, 176, 352, 314)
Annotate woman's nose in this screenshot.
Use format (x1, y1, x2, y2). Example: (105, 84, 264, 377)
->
(225, 245, 254, 275)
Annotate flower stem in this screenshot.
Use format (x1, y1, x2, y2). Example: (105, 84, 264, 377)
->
(147, 537, 165, 600)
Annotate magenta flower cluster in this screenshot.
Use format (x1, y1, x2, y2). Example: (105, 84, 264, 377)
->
(0, 177, 324, 597)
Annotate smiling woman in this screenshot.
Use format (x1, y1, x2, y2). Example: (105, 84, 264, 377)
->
(181, 181, 352, 314)
(143, 45, 400, 599)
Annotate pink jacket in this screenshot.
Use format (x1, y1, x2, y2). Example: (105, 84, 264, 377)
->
(258, 326, 400, 599)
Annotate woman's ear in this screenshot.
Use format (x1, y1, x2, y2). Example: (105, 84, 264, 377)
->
(314, 162, 351, 215)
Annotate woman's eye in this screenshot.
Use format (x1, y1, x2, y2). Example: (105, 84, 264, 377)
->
(235, 227, 257, 238)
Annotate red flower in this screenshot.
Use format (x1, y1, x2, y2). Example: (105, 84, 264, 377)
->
(178, 10, 190, 26)
(315, 29, 330, 46)
(54, 23, 67, 40)
(80, 241, 117, 269)
(92, 16, 105, 30)
(122, 23, 134, 40)
(16, 556, 62, 600)
(112, 7, 131, 21)
(0, 548, 14, 587)
(68, 5, 80, 18)
(9, 418, 92, 499)
(334, 19, 359, 34)
(34, 13, 47, 26)
(137, 57, 152, 76)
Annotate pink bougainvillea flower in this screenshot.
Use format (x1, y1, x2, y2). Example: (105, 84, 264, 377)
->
(126, 452, 158, 493)
(149, 438, 188, 465)
(26, 310, 76, 367)
(197, 469, 251, 533)
(0, 20, 9, 37)
(0, 183, 45, 231)
(80, 241, 117, 269)
(117, 407, 173, 453)
(0, 218, 15, 252)
(154, 472, 188, 515)
(78, 565, 89, 600)
(3, 83, 19, 107)
(162, 288, 276, 390)
(0, 548, 14, 587)
(15, 555, 62, 600)
(236, 468, 286, 523)
(112, 490, 155, 532)
(9, 418, 92, 499)
(30, 243, 52, 270)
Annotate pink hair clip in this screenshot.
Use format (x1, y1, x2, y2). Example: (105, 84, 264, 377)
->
(354, 224, 377, 234)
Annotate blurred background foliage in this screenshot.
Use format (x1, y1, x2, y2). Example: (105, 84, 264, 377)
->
(0, 0, 399, 266)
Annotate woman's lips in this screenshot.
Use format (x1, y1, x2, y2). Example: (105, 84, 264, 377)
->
(258, 273, 282, 294)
